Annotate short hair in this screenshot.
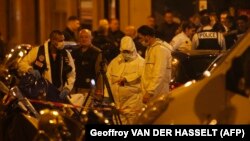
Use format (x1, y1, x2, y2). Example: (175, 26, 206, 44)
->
(200, 15, 211, 26)
(137, 25, 156, 37)
(182, 21, 196, 30)
(49, 30, 64, 39)
(67, 16, 79, 21)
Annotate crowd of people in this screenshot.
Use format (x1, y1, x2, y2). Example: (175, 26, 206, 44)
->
(8, 9, 250, 124)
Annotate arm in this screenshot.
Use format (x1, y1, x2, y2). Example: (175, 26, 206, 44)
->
(170, 36, 182, 51)
(18, 47, 39, 73)
(192, 34, 199, 50)
(124, 56, 145, 82)
(218, 33, 226, 50)
(64, 50, 76, 91)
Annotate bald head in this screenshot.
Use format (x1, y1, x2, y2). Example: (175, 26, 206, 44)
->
(79, 29, 92, 47)
(125, 26, 137, 39)
(99, 19, 109, 30)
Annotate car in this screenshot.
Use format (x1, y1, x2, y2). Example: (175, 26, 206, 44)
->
(136, 29, 250, 124)
(170, 50, 225, 90)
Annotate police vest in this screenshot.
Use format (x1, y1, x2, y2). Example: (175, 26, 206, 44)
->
(197, 30, 221, 50)
(32, 45, 72, 84)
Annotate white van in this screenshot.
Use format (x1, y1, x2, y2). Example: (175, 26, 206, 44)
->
(137, 29, 250, 124)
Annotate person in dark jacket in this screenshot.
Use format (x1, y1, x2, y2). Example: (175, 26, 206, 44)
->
(63, 16, 80, 42)
(157, 10, 180, 42)
(71, 29, 101, 95)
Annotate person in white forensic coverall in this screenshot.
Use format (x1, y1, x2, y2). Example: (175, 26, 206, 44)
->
(106, 36, 145, 124)
(137, 25, 172, 104)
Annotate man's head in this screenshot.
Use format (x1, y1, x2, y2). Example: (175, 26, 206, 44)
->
(67, 16, 80, 32)
(78, 29, 92, 48)
(200, 15, 211, 26)
(182, 22, 196, 38)
(220, 11, 229, 25)
(109, 18, 120, 32)
(49, 30, 65, 50)
(99, 19, 109, 30)
(164, 10, 174, 24)
(146, 16, 156, 28)
(137, 25, 155, 47)
(236, 15, 249, 33)
(125, 25, 137, 39)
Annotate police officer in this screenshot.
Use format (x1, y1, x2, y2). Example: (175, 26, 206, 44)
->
(192, 15, 226, 50)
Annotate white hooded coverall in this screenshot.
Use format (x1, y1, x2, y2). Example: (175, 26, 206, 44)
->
(142, 39, 172, 97)
(106, 36, 145, 124)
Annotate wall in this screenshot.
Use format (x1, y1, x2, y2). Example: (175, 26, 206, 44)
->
(120, 0, 151, 31)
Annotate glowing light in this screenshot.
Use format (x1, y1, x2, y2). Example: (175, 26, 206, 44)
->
(91, 79, 96, 86)
(172, 58, 179, 65)
(184, 80, 196, 87)
(203, 70, 211, 77)
(11, 49, 14, 52)
(40, 110, 45, 115)
(49, 119, 56, 124)
(52, 111, 59, 116)
(104, 119, 109, 124)
(7, 54, 12, 58)
(18, 51, 24, 57)
(17, 46, 21, 49)
(82, 110, 87, 115)
(213, 63, 217, 67)
(209, 119, 217, 125)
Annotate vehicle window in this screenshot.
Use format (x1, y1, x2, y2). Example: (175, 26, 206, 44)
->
(172, 56, 217, 83)
(206, 52, 227, 73)
(226, 46, 250, 97)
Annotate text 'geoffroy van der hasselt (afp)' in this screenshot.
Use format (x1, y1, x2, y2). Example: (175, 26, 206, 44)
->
(89, 128, 234, 138)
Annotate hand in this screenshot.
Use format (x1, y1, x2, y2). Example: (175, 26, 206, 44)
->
(118, 77, 126, 86)
(28, 69, 41, 80)
(142, 93, 153, 104)
(60, 88, 70, 100)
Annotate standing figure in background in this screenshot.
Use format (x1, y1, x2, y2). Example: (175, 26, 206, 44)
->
(108, 18, 125, 48)
(106, 36, 145, 124)
(63, 16, 80, 42)
(235, 15, 249, 40)
(157, 10, 180, 42)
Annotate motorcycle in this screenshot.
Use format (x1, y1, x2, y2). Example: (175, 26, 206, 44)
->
(0, 44, 116, 141)
(0, 44, 85, 141)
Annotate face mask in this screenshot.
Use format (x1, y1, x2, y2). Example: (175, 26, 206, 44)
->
(56, 41, 65, 50)
(122, 53, 134, 61)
